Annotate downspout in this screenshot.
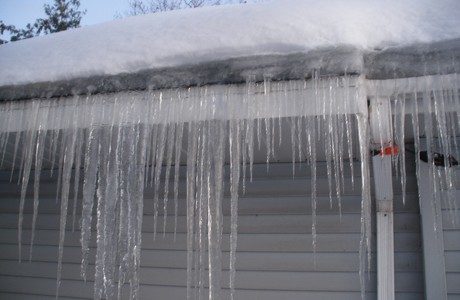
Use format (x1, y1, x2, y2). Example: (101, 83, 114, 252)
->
(417, 139, 448, 300)
(369, 96, 395, 300)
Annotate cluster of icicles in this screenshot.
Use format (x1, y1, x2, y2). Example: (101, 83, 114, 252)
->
(0, 73, 459, 300)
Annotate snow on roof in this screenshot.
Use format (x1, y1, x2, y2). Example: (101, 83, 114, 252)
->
(0, 0, 460, 87)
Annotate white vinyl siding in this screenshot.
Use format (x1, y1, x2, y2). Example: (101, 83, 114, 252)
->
(0, 162, 423, 299)
(444, 171, 460, 300)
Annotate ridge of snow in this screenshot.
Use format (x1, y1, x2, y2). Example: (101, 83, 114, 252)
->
(1, 0, 460, 86)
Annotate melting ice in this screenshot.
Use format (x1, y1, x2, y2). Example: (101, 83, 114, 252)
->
(0, 73, 459, 300)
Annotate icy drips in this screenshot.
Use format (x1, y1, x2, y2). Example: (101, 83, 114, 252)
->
(229, 119, 241, 300)
(357, 113, 372, 300)
(371, 74, 460, 228)
(5, 73, 456, 300)
(29, 107, 48, 261)
(18, 100, 40, 263)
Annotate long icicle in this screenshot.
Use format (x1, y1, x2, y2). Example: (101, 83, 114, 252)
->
(229, 119, 241, 300)
(186, 122, 198, 300)
(29, 105, 49, 261)
(173, 121, 184, 239)
(71, 127, 84, 231)
(18, 100, 40, 263)
(208, 120, 225, 300)
(80, 124, 100, 281)
(56, 99, 78, 299)
(163, 123, 176, 236)
(357, 113, 371, 300)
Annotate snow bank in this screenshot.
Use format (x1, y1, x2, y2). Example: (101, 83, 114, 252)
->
(0, 0, 459, 86)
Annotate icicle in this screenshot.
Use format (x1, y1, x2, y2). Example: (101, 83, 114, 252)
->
(0, 101, 13, 168)
(117, 125, 132, 299)
(71, 128, 84, 231)
(357, 113, 371, 300)
(241, 119, 248, 194)
(55, 124, 67, 203)
(345, 113, 355, 188)
(116, 110, 147, 300)
(421, 80, 443, 234)
(49, 100, 63, 177)
(94, 129, 109, 300)
(290, 116, 296, 176)
(130, 123, 148, 300)
(197, 120, 208, 300)
(29, 105, 49, 261)
(207, 120, 225, 300)
(173, 122, 184, 239)
(306, 117, 317, 266)
(80, 126, 100, 281)
(393, 95, 407, 205)
(247, 118, 254, 183)
(264, 117, 272, 168)
(153, 122, 167, 239)
(94, 95, 120, 300)
(186, 122, 199, 300)
(149, 124, 159, 186)
(163, 123, 176, 236)
(433, 77, 457, 222)
(9, 102, 25, 182)
(331, 114, 342, 216)
(297, 116, 303, 164)
(144, 124, 153, 186)
(229, 119, 241, 300)
(325, 117, 333, 208)
(271, 110, 276, 159)
(18, 100, 40, 263)
(104, 125, 123, 300)
(56, 100, 78, 299)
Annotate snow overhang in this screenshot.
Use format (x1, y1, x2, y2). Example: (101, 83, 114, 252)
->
(364, 38, 460, 80)
(0, 38, 459, 101)
(0, 45, 364, 101)
(0, 0, 459, 101)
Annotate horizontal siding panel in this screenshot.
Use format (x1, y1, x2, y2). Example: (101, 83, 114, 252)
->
(0, 276, 425, 300)
(0, 293, 86, 300)
(0, 212, 421, 234)
(0, 229, 421, 252)
(0, 193, 420, 216)
(442, 212, 460, 229)
(0, 275, 94, 299)
(447, 273, 460, 294)
(0, 248, 423, 273)
(446, 252, 460, 272)
(0, 175, 361, 198)
(444, 231, 460, 250)
(0, 177, 418, 203)
(136, 285, 422, 300)
(0, 261, 420, 293)
(440, 190, 460, 210)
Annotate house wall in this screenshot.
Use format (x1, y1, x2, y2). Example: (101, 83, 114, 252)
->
(444, 173, 460, 299)
(0, 162, 424, 300)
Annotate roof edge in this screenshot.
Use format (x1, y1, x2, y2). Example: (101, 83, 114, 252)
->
(0, 46, 363, 101)
(1, 38, 460, 101)
(364, 38, 460, 80)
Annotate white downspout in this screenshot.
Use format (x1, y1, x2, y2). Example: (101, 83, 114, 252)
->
(417, 139, 448, 300)
(369, 96, 395, 300)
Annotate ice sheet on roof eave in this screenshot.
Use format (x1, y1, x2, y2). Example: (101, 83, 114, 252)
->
(0, 46, 366, 101)
(0, 0, 460, 88)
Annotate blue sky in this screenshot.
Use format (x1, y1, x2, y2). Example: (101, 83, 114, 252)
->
(1, 0, 130, 28)
(0, 0, 261, 41)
